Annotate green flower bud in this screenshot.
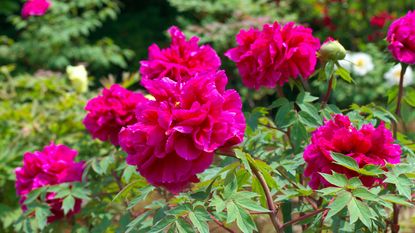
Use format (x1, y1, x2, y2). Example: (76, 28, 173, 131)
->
(319, 39, 346, 62)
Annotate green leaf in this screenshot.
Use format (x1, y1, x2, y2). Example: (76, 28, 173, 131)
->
(190, 177, 218, 201)
(234, 149, 253, 175)
(268, 97, 289, 109)
(175, 218, 195, 233)
(254, 160, 278, 189)
(335, 67, 353, 83)
(325, 191, 352, 220)
(149, 215, 175, 233)
(188, 208, 210, 233)
(62, 195, 75, 215)
(226, 202, 257, 233)
(380, 195, 413, 206)
(128, 186, 155, 209)
(126, 211, 152, 233)
(112, 179, 145, 202)
(359, 165, 384, 176)
(211, 195, 226, 213)
(122, 165, 137, 183)
(24, 187, 45, 205)
(298, 111, 320, 128)
(275, 102, 296, 129)
(296, 92, 318, 104)
(188, 212, 208, 233)
(297, 103, 322, 125)
(71, 184, 91, 200)
(384, 174, 412, 199)
(35, 205, 51, 230)
(320, 172, 348, 187)
(352, 188, 377, 201)
(290, 120, 308, 149)
(331, 152, 359, 171)
(347, 198, 372, 229)
(326, 61, 335, 77)
(318, 187, 343, 196)
(224, 172, 238, 199)
(233, 192, 270, 213)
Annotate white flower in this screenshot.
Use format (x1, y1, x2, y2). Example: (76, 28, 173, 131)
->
(384, 64, 413, 87)
(349, 52, 374, 76)
(66, 65, 88, 93)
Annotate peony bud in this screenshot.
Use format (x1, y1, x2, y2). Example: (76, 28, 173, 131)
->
(319, 38, 346, 62)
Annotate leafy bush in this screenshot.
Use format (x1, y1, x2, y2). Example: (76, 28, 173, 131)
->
(0, 0, 133, 74)
(2, 1, 415, 233)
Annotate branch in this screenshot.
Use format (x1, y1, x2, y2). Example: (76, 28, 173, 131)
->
(321, 75, 333, 108)
(281, 208, 326, 229)
(218, 150, 283, 232)
(209, 212, 235, 233)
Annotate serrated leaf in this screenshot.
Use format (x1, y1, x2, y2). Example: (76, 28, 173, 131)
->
(275, 102, 296, 129)
(268, 97, 289, 109)
(62, 195, 75, 215)
(298, 111, 320, 128)
(149, 215, 175, 233)
(347, 198, 372, 229)
(380, 195, 413, 206)
(35, 206, 51, 230)
(335, 67, 353, 83)
(325, 191, 352, 220)
(126, 211, 152, 233)
(352, 188, 377, 201)
(122, 166, 137, 183)
(325, 61, 335, 79)
(175, 218, 195, 233)
(188, 211, 209, 233)
(234, 149, 253, 175)
(128, 186, 155, 209)
(296, 92, 319, 104)
(211, 195, 226, 213)
(320, 172, 348, 187)
(224, 172, 238, 199)
(318, 187, 343, 196)
(254, 160, 278, 189)
(24, 187, 45, 205)
(297, 102, 322, 126)
(384, 174, 412, 199)
(331, 152, 359, 171)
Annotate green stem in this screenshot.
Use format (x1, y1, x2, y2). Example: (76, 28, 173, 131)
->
(321, 75, 333, 108)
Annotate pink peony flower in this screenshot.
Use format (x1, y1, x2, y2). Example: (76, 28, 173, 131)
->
(303, 114, 401, 190)
(225, 21, 320, 89)
(387, 11, 415, 64)
(15, 143, 85, 222)
(21, 0, 51, 18)
(119, 71, 245, 193)
(83, 84, 146, 146)
(139, 26, 221, 82)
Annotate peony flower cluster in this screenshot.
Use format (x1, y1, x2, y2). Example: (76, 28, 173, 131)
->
(304, 114, 401, 190)
(225, 21, 320, 89)
(15, 143, 85, 222)
(22, 0, 51, 18)
(139, 26, 221, 82)
(119, 71, 245, 193)
(83, 84, 146, 146)
(384, 64, 414, 87)
(387, 11, 415, 64)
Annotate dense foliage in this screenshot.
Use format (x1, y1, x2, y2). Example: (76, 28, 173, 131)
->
(1, 1, 415, 233)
